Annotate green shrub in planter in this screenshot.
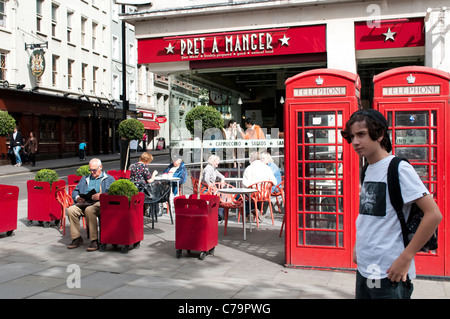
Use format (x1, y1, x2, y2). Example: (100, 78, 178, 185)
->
(118, 118, 145, 140)
(76, 165, 90, 176)
(0, 110, 16, 137)
(34, 169, 59, 186)
(107, 179, 139, 201)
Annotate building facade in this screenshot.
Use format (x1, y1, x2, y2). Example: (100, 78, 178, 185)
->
(0, 0, 138, 160)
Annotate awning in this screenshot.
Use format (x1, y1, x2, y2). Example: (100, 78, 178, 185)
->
(139, 119, 160, 130)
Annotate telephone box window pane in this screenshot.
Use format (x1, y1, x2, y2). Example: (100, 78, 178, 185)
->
(395, 147, 428, 162)
(305, 197, 320, 212)
(395, 129, 428, 145)
(298, 231, 304, 245)
(305, 231, 336, 246)
(297, 112, 303, 126)
(298, 196, 303, 210)
(297, 147, 303, 161)
(305, 129, 336, 144)
(298, 162, 303, 178)
(338, 215, 343, 230)
(298, 180, 303, 194)
(305, 145, 336, 160)
(306, 162, 338, 176)
(395, 111, 428, 126)
(298, 129, 303, 143)
(305, 213, 336, 229)
(338, 233, 344, 247)
(306, 180, 337, 196)
(298, 213, 304, 228)
(305, 112, 337, 126)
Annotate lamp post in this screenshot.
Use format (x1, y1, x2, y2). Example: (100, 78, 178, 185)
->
(120, 4, 130, 171)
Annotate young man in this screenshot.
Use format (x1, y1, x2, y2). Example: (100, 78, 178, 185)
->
(341, 109, 441, 299)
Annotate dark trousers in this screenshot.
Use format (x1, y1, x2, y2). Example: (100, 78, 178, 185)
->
(355, 270, 413, 299)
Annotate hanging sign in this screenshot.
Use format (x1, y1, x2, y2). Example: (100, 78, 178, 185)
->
(155, 116, 167, 123)
(30, 49, 46, 78)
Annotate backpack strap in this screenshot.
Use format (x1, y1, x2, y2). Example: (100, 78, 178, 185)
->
(360, 161, 369, 184)
(387, 156, 410, 248)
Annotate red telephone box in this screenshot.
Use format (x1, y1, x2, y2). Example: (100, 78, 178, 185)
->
(373, 66, 450, 276)
(284, 69, 360, 269)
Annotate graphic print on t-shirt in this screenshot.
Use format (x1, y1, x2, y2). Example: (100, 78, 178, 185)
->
(360, 182, 386, 217)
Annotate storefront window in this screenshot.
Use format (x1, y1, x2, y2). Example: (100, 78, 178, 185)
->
(39, 118, 58, 142)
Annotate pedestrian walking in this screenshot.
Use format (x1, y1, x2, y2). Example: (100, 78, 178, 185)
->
(341, 109, 442, 299)
(79, 140, 87, 161)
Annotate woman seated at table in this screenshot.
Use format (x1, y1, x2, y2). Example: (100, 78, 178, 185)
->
(162, 155, 187, 195)
(201, 155, 226, 186)
(129, 152, 158, 190)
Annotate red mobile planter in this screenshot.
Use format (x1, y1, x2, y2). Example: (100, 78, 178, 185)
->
(0, 184, 19, 236)
(99, 193, 145, 254)
(27, 180, 66, 228)
(284, 69, 360, 269)
(174, 194, 219, 260)
(373, 66, 450, 276)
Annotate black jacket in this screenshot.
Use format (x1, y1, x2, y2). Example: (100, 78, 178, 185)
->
(10, 131, 23, 148)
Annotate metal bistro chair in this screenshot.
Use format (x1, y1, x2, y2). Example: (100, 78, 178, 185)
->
(248, 181, 274, 228)
(209, 182, 243, 236)
(140, 180, 173, 229)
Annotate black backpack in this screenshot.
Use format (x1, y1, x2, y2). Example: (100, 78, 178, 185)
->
(361, 156, 438, 252)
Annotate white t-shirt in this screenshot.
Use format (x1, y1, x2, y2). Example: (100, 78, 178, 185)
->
(356, 155, 429, 280)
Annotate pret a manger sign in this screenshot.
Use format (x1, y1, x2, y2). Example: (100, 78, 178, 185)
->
(138, 25, 326, 64)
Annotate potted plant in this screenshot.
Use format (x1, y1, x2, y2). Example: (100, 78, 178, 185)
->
(99, 179, 144, 253)
(118, 118, 145, 171)
(27, 169, 65, 228)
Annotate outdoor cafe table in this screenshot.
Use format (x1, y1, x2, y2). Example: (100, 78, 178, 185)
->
(154, 176, 181, 215)
(224, 177, 243, 187)
(217, 188, 256, 240)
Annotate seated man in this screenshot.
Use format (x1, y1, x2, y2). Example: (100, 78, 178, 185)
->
(66, 158, 115, 251)
(162, 155, 187, 196)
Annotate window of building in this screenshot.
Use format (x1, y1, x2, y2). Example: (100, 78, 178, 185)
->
(0, 0, 6, 28)
(67, 10, 73, 43)
(64, 119, 76, 142)
(52, 55, 58, 86)
(113, 74, 119, 99)
(92, 66, 98, 93)
(81, 63, 87, 91)
(92, 21, 98, 51)
(39, 118, 58, 142)
(112, 35, 119, 59)
(81, 17, 87, 47)
(36, 0, 44, 33)
(67, 59, 74, 89)
(51, 3, 58, 37)
(0, 52, 6, 81)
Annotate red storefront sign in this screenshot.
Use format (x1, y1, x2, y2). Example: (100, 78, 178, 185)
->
(138, 25, 326, 64)
(355, 17, 424, 50)
(155, 116, 167, 124)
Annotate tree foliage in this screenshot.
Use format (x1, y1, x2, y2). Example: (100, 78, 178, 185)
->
(0, 110, 16, 137)
(118, 118, 145, 140)
(185, 105, 224, 135)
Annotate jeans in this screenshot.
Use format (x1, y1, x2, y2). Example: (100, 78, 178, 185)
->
(355, 270, 413, 299)
(13, 146, 22, 164)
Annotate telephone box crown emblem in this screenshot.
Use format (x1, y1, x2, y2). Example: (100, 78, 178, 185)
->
(407, 74, 416, 84)
(315, 76, 324, 85)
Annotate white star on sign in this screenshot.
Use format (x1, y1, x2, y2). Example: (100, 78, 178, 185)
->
(165, 43, 175, 54)
(382, 28, 396, 42)
(279, 35, 290, 46)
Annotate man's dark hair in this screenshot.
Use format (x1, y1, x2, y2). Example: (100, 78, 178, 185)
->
(341, 109, 392, 153)
(245, 118, 254, 125)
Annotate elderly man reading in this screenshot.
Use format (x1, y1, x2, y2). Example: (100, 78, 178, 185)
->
(66, 158, 115, 251)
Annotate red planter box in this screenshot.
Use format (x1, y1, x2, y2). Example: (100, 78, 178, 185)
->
(175, 194, 219, 260)
(27, 180, 66, 227)
(99, 193, 144, 253)
(0, 184, 19, 236)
